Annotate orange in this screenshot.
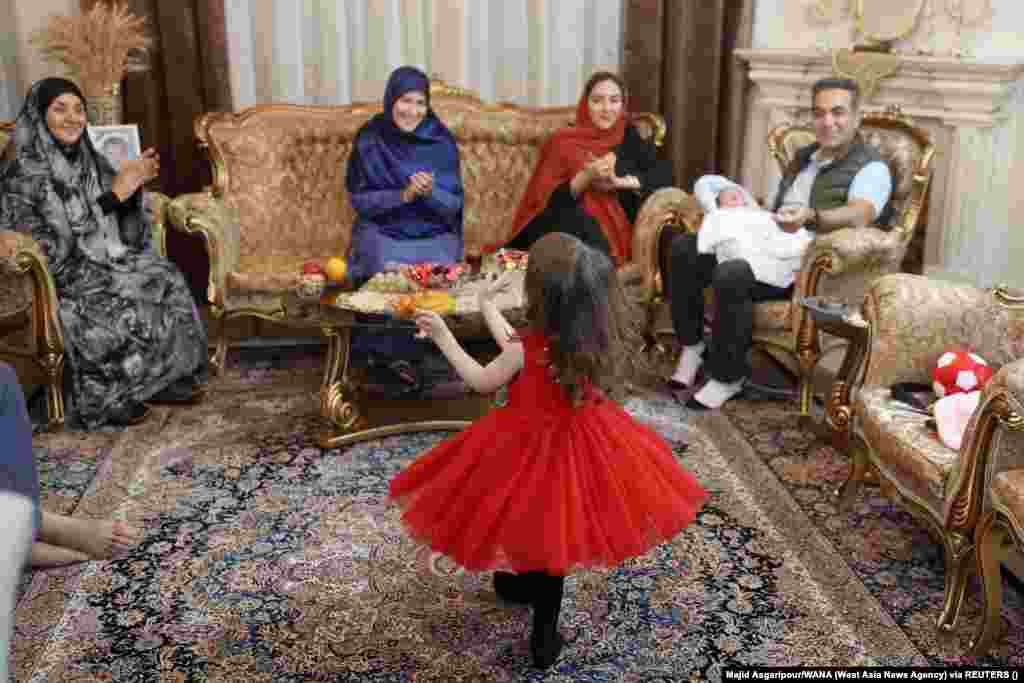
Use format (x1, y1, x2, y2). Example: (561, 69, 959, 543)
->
(324, 257, 347, 283)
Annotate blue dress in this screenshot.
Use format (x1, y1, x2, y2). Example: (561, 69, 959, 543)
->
(345, 66, 464, 361)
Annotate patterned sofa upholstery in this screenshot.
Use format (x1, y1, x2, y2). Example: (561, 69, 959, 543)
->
(839, 273, 1024, 640)
(650, 109, 934, 417)
(166, 79, 686, 373)
(1, 119, 172, 427)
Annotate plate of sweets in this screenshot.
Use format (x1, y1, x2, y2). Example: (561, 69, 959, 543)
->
(360, 270, 418, 293)
(391, 290, 457, 318)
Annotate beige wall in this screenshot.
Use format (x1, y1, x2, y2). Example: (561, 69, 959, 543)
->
(752, 0, 1024, 60)
(2, 0, 77, 119)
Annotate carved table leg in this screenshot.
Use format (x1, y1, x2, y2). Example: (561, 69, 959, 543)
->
(317, 323, 475, 449)
(318, 325, 366, 448)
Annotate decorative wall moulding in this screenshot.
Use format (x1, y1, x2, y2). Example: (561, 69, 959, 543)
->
(735, 48, 1024, 127)
(807, 0, 995, 58)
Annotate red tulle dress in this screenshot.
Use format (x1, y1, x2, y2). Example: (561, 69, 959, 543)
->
(388, 329, 707, 575)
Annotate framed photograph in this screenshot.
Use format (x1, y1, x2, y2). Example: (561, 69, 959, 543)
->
(87, 124, 142, 170)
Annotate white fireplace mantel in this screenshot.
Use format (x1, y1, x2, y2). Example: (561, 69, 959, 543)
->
(735, 48, 1024, 289)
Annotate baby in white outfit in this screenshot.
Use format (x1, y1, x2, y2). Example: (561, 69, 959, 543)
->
(694, 175, 813, 289)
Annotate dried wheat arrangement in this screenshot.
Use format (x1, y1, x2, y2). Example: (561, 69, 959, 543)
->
(30, 1, 152, 96)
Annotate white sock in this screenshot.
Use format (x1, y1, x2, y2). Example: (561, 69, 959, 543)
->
(671, 342, 706, 387)
(693, 377, 746, 409)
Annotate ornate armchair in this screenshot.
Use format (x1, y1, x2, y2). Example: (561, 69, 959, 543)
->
(166, 78, 682, 373)
(0, 119, 172, 427)
(650, 108, 935, 418)
(839, 273, 1024, 638)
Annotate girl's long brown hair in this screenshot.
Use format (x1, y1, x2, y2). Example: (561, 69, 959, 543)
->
(524, 233, 641, 405)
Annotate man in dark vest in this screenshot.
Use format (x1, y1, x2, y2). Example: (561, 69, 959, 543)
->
(666, 77, 893, 409)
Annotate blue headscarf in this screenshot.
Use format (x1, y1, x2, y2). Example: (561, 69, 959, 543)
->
(345, 66, 463, 241)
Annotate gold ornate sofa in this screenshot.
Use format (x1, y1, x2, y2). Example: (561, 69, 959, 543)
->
(0, 119, 172, 427)
(166, 79, 685, 373)
(651, 109, 935, 417)
(839, 273, 1024, 639)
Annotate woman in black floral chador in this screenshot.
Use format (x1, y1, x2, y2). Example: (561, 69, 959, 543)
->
(0, 78, 207, 428)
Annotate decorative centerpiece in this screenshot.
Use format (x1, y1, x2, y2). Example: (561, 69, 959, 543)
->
(495, 248, 528, 271)
(30, 1, 153, 126)
(405, 262, 470, 289)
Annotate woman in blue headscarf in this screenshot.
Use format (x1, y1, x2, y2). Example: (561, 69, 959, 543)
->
(346, 65, 464, 284)
(345, 66, 464, 389)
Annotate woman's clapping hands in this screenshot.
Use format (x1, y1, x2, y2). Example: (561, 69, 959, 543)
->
(584, 152, 616, 182)
(402, 171, 434, 202)
(111, 147, 160, 201)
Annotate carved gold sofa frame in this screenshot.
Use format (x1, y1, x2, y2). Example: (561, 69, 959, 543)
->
(966, 288, 1024, 654)
(166, 78, 684, 373)
(839, 274, 1024, 639)
(650, 108, 934, 418)
(1, 119, 172, 427)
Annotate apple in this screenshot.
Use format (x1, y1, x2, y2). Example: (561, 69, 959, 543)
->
(303, 261, 324, 275)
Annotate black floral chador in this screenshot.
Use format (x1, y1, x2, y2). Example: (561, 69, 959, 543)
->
(0, 78, 207, 428)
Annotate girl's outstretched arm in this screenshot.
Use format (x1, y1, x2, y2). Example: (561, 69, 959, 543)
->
(414, 310, 524, 394)
(478, 271, 520, 352)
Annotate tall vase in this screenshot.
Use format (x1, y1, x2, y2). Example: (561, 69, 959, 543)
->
(87, 82, 122, 126)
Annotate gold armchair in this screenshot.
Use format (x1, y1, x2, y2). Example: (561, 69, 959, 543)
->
(0, 119, 172, 427)
(840, 274, 1024, 639)
(650, 109, 935, 418)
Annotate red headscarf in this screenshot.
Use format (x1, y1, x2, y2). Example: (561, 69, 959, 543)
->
(505, 91, 631, 264)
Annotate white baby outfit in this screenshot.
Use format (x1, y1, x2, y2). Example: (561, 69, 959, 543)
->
(694, 175, 812, 289)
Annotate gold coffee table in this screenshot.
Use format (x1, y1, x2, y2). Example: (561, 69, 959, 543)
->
(282, 270, 526, 448)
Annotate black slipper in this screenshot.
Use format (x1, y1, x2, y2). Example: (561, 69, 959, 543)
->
(149, 382, 205, 405)
(110, 402, 151, 426)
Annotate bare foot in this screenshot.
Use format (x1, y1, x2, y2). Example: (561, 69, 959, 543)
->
(76, 519, 142, 560)
(30, 541, 89, 568)
(38, 511, 143, 561)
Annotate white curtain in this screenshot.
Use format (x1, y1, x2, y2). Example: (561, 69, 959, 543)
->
(0, 19, 18, 120)
(225, 0, 623, 109)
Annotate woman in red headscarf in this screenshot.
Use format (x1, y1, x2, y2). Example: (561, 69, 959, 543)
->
(503, 72, 673, 265)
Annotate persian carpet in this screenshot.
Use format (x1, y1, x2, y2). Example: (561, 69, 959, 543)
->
(13, 347, 1006, 681)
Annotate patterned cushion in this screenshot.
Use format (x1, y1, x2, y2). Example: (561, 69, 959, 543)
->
(856, 384, 957, 511)
(992, 469, 1024, 538)
(200, 100, 580, 272)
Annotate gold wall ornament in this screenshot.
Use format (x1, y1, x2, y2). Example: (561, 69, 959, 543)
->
(993, 284, 1024, 309)
(831, 48, 901, 100)
(854, 0, 927, 45)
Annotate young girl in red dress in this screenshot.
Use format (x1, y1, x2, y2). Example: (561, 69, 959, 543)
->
(388, 232, 707, 668)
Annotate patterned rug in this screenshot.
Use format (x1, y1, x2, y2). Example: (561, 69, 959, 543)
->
(718, 398, 1024, 667)
(11, 347, 1013, 681)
